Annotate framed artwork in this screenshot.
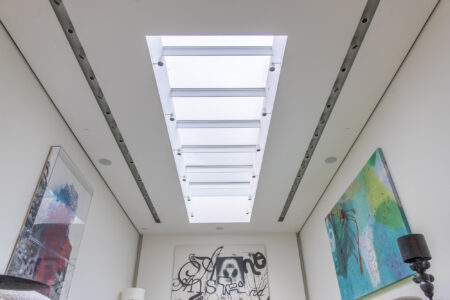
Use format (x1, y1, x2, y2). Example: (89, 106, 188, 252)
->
(325, 148, 413, 300)
(7, 147, 93, 300)
(171, 245, 270, 300)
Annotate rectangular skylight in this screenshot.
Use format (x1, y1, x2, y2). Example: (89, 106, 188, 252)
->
(147, 35, 287, 223)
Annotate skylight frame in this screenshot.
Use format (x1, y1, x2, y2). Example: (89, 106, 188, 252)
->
(147, 35, 287, 223)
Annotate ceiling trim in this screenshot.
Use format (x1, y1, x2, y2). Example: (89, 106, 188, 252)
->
(48, 0, 161, 223)
(278, 0, 380, 222)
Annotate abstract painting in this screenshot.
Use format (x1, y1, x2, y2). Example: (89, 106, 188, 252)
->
(325, 149, 413, 300)
(171, 245, 270, 300)
(7, 147, 93, 300)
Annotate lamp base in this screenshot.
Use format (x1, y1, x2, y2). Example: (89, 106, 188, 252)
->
(409, 259, 434, 300)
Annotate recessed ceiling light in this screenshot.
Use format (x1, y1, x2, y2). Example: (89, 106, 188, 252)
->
(147, 35, 287, 223)
(99, 158, 112, 166)
(325, 156, 338, 164)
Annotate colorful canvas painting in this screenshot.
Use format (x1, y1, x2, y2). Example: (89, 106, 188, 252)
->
(171, 245, 270, 300)
(7, 147, 93, 300)
(325, 148, 413, 300)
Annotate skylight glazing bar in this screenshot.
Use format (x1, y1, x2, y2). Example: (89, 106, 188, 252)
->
(163, 46, 273, 56)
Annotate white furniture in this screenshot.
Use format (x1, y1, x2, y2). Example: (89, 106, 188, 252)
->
(121, 287, 145, 300)
(0, 290, 50, 300)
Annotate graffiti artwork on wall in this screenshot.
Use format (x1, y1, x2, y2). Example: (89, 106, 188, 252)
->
(171, 245, 270, 300)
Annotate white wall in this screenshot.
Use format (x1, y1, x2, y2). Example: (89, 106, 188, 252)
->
(137, 233, 305, 300)
(0, 25, 139, 299)
(300, 1, 450, 299)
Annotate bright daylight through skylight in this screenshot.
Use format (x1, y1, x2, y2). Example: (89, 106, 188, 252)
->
(146, 35, 287, 223)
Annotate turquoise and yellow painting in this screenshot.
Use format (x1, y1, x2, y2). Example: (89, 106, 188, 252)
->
(325, 149, 412, 300)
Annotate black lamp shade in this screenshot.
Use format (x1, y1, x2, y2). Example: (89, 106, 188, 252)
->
(397, 233, 432, 263)
(0, 275, 49, 291)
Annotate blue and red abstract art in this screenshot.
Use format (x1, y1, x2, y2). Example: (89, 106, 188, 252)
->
(7, 147, 93, 300)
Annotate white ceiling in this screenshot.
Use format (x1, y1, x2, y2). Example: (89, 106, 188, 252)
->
(0, 0, 437, 234)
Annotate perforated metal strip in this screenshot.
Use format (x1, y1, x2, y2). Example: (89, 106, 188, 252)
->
(49, 0, 161, 223)
(278, 0, 380, 222)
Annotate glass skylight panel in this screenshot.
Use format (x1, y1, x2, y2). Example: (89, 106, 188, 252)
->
(178, 128, 260, 146)
(181, 145, 257, 153)
(187, 172, 253, 183)
(190, 182, 250, 189)
(185, 165, 253, 173)
(172, 97, 264, 120)
(147, 35, 287, 223)
(165, 56, 271, 88)
(161, 36, 274, 47)
(182, 152, 255, 166)
(190, 196, 251, 223)
(190, 189, 250, 197)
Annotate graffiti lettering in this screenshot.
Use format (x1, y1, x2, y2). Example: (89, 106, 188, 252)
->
(172, 246, 270, 300)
